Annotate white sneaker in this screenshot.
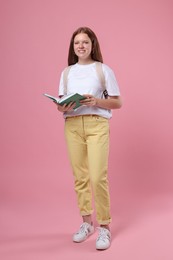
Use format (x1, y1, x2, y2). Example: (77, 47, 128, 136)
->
(96, 227, 111, 250)
(73, 222, 94, 243)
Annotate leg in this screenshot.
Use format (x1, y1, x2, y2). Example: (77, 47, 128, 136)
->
(64, 117, 93, 217)
(84, 115, 112, 225)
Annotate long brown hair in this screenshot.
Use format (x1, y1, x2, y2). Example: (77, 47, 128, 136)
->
(68, 27, 103, 66)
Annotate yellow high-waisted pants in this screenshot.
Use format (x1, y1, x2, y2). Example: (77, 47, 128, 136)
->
(65, 115, 111, 225)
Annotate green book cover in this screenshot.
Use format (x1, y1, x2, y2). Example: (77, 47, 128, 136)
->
(44, 93, 86, 110)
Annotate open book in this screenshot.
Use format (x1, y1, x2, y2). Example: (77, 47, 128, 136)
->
(43, 93, 86, 110)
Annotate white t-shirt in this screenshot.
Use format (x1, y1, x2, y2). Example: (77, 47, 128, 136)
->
(58, 62, 120, 119)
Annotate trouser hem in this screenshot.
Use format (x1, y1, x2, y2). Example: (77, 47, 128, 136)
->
(80, 210, 94, 216)
(97, 218, 112, 225)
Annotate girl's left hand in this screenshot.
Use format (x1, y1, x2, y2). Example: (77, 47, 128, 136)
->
(80, 94, 97, 107)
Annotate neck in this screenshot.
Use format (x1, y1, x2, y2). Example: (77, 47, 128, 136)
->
(78, 58, 94, 65)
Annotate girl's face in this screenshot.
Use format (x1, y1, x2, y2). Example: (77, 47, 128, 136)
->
(73, 33, 93, 64)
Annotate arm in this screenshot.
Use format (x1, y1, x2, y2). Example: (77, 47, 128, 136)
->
(80, 94, 122, 110)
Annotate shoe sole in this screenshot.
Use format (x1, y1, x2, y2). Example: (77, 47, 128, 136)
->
(96, 244, 110, 250)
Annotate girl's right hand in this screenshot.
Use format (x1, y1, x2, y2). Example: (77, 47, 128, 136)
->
(54, 101, 76, 112)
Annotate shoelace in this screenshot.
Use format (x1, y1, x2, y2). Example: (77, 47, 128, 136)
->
(77, 223, 89, 235)
(97, 228, 110, 242)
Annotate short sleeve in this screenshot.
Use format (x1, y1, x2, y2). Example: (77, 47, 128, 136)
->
(102, 64, 121, 96)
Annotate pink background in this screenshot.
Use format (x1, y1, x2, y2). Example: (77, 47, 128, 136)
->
(0, 0, 173, 259)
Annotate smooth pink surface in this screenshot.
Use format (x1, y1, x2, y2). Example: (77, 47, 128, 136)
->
(0, 0, 173, 259)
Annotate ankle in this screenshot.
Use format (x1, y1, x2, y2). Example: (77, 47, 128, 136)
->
(82, 215, 92, 225)
(84, 220, 93, 226)
(100, 225, 110, 231)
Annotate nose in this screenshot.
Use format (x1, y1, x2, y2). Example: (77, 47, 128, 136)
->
(79, 42, 84, 48)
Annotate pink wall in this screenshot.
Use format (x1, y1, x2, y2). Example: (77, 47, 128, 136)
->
(0, 0, 173, 247)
